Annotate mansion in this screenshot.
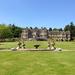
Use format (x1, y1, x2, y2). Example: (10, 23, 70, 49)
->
(21, 29, 71, 41)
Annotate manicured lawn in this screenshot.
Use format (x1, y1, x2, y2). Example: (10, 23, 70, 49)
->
(0, 51, 75, 75)
(0, 41, 75, 50)
(0, 41, 75, 75)
(56, 41, 75, 51)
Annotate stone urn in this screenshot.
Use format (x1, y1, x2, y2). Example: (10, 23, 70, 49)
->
(34, 44, 40, 49)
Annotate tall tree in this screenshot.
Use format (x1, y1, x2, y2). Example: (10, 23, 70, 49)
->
(9, 24, 22, 38)
(64, 25, 70, 31)
(69, 22, 75, 40)
(53, 28, 58, 31)
(34, 27, 38, 30)
(49, 28, 52, 31)
(0, 24, 13, 39)
(30, 27, 33, 29)
(64, 22, 75, 40)
(59, 28, 63, 31)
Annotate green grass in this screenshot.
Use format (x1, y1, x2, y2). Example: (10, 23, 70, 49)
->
(0, 41, 75, 75)
(0, 51, 75, 75)
(0, 41, 75, 50)
(56, 41, 75, 51)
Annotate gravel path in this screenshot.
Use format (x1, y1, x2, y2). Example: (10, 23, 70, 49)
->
(0, 49, 75, 51)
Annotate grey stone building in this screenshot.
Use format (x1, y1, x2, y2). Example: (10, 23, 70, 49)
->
(21, 29, 70, 41)
(48, 31, 70, 41)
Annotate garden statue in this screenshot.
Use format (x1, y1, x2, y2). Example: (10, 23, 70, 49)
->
(51, 40, 56, 50)
(48, 36, 56, 50)
(22, 42, 25, 49)
(48, 41, 51, 49)
(18, 41, 22, 48)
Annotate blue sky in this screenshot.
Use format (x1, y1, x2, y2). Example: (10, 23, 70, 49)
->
(0, 0, 75, 28)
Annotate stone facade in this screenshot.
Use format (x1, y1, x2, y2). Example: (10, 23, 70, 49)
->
(48, 31, 70, 41)
(21, 29, 70, 41)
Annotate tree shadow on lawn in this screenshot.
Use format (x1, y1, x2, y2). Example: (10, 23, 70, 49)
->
(0, 48, 10, 50)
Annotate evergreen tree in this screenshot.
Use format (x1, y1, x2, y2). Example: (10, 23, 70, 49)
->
(49, 28, 52, 31)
